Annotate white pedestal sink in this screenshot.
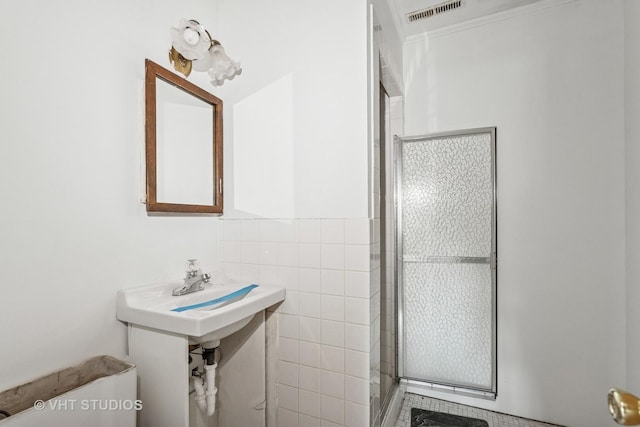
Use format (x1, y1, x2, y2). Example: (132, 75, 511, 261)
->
(116, 280, 285, 427)
(117, 281, 285, 343)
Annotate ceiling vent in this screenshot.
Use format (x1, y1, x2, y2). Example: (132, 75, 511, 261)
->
(406, 0, 463, 23)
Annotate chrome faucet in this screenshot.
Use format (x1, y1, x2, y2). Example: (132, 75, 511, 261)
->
(172, 259, 211, 296)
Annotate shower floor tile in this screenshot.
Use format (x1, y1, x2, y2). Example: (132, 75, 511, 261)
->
(395, 393, 564, 427)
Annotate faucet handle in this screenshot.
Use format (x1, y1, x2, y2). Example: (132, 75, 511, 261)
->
(202, 273, 212, 283)
(185, 259, 202, 276)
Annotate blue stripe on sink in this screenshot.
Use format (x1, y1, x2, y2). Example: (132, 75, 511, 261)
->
(171, 284, 259, 313)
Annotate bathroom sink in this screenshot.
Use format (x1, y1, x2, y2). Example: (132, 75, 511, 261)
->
(116, 280, 285, 344)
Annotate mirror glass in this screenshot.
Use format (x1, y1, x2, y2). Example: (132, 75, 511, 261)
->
(156, 78, 214, 205)
(145, 59, 223, 214)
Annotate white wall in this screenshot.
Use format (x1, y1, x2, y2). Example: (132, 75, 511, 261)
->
(0, 0, 222, 391)
(208, 2, 373, 425)
(211, 0, 370, 220)
(403, 1, 626, 425)
(625, 0, 640, 394)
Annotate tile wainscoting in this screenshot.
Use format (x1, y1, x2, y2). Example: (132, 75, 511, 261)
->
(221, 218, 377, 427)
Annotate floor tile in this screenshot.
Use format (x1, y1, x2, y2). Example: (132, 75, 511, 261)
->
(394, 393, 564, 427)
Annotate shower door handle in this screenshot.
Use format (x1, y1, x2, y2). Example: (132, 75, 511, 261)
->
(609, 388, 640, 424)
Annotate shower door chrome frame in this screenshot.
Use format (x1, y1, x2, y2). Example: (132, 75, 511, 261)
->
(395, 127, 497, 399)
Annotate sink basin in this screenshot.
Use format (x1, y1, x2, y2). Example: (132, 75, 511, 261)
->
(116, 280, 286, 345)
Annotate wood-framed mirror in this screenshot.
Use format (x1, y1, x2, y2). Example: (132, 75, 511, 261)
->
(145, 59, 223, 214)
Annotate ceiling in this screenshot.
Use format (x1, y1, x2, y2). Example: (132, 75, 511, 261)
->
(386, 0, 546, 37)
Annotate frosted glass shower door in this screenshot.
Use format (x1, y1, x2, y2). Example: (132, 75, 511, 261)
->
(396, 128, 496, 396)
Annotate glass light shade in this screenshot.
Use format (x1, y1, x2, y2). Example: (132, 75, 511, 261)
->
(207, 44, 242, 86)
(191, 53, 212, 72)
(170, 19, 211, 61)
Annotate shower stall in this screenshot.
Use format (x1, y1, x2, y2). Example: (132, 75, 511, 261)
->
(389, 127, 497, 405)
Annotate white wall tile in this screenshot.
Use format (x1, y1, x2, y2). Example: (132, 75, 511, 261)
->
(345, 324, 369, 352)
(299, 414, 321, 427)
(299, 219, 321, 243)
(345, 218, 370, 245)
(279, 242, 299, 267)
(278, 220, 299, 242)
(371, 243, 380, 270)
(278, 266, 299, 291)
(280, 313, 299, 339)
(321, 370, 345, 399)
(344, 350, 369, 379)
(279, 291, 299, 315)
(268, 218, 374, 427)
(299, 365, 321, 392)
(299, 389, 321, 418)
(259, 265, 279, 285)
(321, 295, 345, 322)
(222, 220, 241, 241)
(241, 219, 260, 241)
(278, 384, 299, 411)
(299, 316, 322, 343)
(299, 341, 322, 368)
(370, 267, 380, 296)
(278, 360, 298, 387)
(321, 320, 345, 348)
(321, 420, 342, 427)
(321, 345, 345, 373)
(372, 218, 380, 244)
(240, 263, 260, 283)
(321, 244, 345, 270)
(345, 271, 370, 298)
(299, 244, 322, 268)
(222, 241, 242, 263)
(321, 395, 345, 425)
(321, 219, 345, 244)
(321, 269, 345, 296)
(299, 292, 321, 318)
(345, 297, 369, 326)
(345, 401, 369, 427)
(299, 268, 321, 293)
(222, 262, 242, 281)
(277, 408, 299, 427)
(345, 376, 369, 405)
(241, 241, 260, 264)
(259, 241, 278, 265)
(259, 219, 279, 242)
(279, 337, 298, 363)
(345, 245, 370, 271)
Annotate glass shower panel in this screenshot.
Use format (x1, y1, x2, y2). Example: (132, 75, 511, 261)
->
(404, 262, 492, 388)
(398, 129, 496, 394)
(402, 134, 492, 258)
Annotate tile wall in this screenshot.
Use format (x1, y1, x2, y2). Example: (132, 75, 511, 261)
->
(221, 218, 374, 427)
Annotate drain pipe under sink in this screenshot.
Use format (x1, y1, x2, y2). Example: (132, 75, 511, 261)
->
(191, 341, 220, 417)
(192, 376, 207, 413)
(204, 362, 218, 416)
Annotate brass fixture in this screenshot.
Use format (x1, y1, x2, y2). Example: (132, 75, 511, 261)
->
(169, 19, 241, 86)
(609, 388, 640, 425)
(168, 47, 192, 77)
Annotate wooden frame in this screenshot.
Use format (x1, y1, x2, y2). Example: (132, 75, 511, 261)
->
(145, 59, 223, 214)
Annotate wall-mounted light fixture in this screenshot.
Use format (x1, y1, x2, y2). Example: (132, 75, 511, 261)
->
(169, 19, 241, 86)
